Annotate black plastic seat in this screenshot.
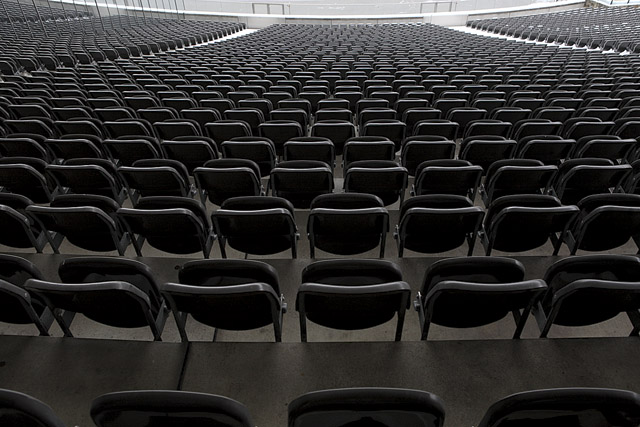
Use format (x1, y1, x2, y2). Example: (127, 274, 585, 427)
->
(162, 259, 286, 342)
(0, 389, 66, 427)
(394, 195, 484, 257)
(0, 254, 52, 335)
(118, 159, 194, 202)
(563, 194, 640, 255)
(481, 195, 579, 255)
(0, 193, 48, 252)
(413, 159, 483, 201)
(221, 137, 276, 177)
(400, 136, 456, 176)
(307, 193, 389, 258)
(271, 160, 334, 208)
(211, 196, 299, 258)
(27, 195, 129, 255)
(117, 196, 214, 258)
(478, 388, 640, 427)
(415, 256, 545, 339)
(46, 160, 126, 203)
(344, 160, 408, 206)
(480, 159, 557, 207)
(296, 259, 410, 341)
(91, 390, 254, 427)
(0, 163, 54, 203)
(288, 388, 445, 427)
(550, 158, 631, 205)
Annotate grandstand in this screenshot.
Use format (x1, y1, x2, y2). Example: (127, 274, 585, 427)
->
(0, 0, 640, 425)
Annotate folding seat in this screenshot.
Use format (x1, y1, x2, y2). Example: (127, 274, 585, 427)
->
(402, 107, 442, 133)
(270, 107, 309, 130)
(400, 136, 456, 176)
(137, 107, 179, 124)
(118, 159, 194, 202)
(194, 159, 263, 206)
(0, 389, 66, 427)
(296, 259, 410, 341)
(26, 256, 168, 340)
(278, 98, 313, 118)
(283, 137, 336, 168)
(46, 159, 126, 203)
(221, 136, 276, 177)
(152, 120, 202, 141)
(211, 196, 298, 258)
(4, 119, 55, 138)
(161, 259, 286, 342)
(571, 135, 636, 161)
(361, 119, 406, 150)
(180, 107, 221, 132)
(511, 119, 563, 140)
(91, 390, 254, 427)
(446, 107, 487, 138)
(394, 195, 484, 257)
(258, 120, 304, 156)
(562, 193, 640, 255)
(342, 137, 395, 168)
(0, 193, 49, 253)
(160, 137, 219, 174)
(415, 256, 546, 339)
(310, 120, 356, 155)
(358, 107, 398, 129)
(104, 119, 155, 139)
(532, 106, 575, 122)
(355, 98, 389, 117)
(481, 194, 579, 255)
(549, 158, 631, 205)
(270, 160, 334, 208)
(490, 106, 531, 124)
(515, 135, 575, 165)
(44, 137, 104, 161)
(7, 103, 52, 119)
(200, 99, 235, 117)
(0, 136, 50, 161)
(204, 120, 252, 146)
(413, 159, 483, 200)
(0, 162, 54, 203)
(307, 193, 389, 258)
(94, 107, 136, 122)
(459, 136, 517, 172)
(344, 160, 408, 206)
(433, 98, 467, 118)
(576, 106, 619, 121)
(478, 388, 640, 427)
(27, 194, 129, 254)
(480, 159, 557, 207)
(613, 118, 640, 140)
(118, 196, 214, 258)
(288, 387, 443, 427)
(563, 118, 615, 141)
(412, 119, 459, 139)
(223, 108, 265, 135)
(103, 138, 162, 167)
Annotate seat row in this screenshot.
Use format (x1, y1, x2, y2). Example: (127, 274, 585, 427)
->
(4, 386, 640, 427)
(2, 253, 640, 341)
(1, 192, 640, 258)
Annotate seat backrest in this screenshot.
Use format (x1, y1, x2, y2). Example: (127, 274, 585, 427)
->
(0, 388, 66, 427)
(288, 388, 445, 427)
(478, 388, 640, 427)
(91, 390, 254, 427)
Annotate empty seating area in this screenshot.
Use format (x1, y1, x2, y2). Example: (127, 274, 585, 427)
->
(0, 5, 639, 426)
(469, 6, 640, 52)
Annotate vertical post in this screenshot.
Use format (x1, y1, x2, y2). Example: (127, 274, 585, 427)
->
(43, 0, 59, 32)
(139, 0, 147, 23)
(173, 0, 180, 19)
(93, 0, 106, 30)
(83, 0, 96, 34)
(70, 0, 85, 32)
(0, 0, 19, 38)
(57, 0, 72, 29)
(146, 0, 154, 20)
(17, 0, 35, 37)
